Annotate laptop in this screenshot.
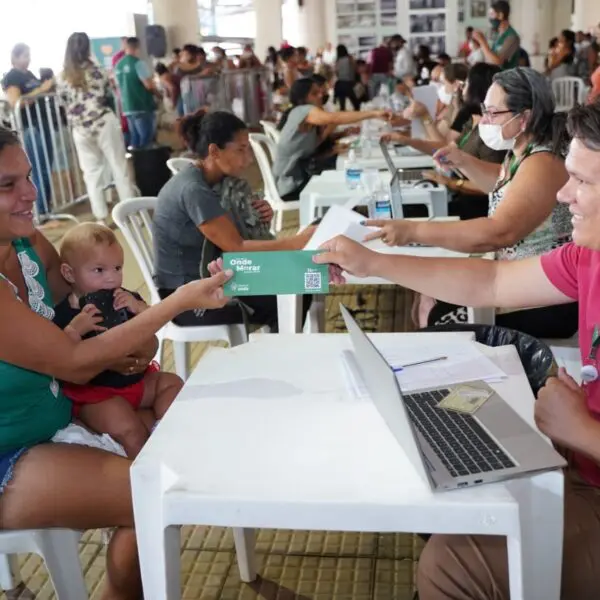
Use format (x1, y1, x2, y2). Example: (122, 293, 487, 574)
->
(341, 305, 566, 491)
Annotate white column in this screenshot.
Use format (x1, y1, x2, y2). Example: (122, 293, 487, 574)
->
(254, 0, 283, 59)
(511, 0, 553, 57)
(296, 0, 327, 53)
(151, 0, 200, 51)
(573, 0, 600, 32)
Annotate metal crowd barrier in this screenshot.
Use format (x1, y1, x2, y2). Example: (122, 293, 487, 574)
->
(9, 94, 91, 225)
(181, 67, 274, 127)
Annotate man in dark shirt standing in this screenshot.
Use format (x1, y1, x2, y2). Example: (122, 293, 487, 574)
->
(2, 43, 55, 217)
(368, 40, 394, 98)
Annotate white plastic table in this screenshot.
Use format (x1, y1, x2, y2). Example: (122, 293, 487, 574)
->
(130, 333, 564, 600)
(336, 144, 435, 171)
(299, 170, 448, 228)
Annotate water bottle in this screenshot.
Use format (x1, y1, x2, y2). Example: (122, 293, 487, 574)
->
(360, 134, 372, 159)
(368, 188, 393, 220)
(345, 149, 363, 190)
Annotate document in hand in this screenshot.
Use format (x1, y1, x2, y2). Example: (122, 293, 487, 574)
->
(222, 251, 329, 296)
(304, 205, 379, 251)
(410, 84, 439, 140)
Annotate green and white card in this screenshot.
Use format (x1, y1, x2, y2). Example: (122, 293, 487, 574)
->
(222, 251, 329, 296)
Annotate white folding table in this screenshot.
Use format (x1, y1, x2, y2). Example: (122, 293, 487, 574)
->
(336, 144, 435, 172)
(130, 333, 564, 600)
(299, 170, 448, 228)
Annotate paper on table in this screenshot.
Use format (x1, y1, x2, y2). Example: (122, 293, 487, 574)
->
(305, 205, 378, 251)
(341, 338, 506, 397)
(411, 84, 439, 140)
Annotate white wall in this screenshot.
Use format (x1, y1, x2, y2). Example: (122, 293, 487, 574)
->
(151, 0, 200, 50)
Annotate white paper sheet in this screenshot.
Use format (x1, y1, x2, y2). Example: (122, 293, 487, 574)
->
(411, 84, 439, 140)
(304, 205, 378, 250)
(341, 338, 507, 397)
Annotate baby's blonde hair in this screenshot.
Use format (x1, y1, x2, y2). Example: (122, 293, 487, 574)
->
(60, 222, 120, 265)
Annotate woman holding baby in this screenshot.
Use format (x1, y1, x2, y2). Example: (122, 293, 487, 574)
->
(0, 126, 230, 598)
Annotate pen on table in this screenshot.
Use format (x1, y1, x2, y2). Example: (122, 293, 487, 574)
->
(392, 356, 448, 373)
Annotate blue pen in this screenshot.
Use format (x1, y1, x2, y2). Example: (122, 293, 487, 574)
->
(392, 356, 448, 373)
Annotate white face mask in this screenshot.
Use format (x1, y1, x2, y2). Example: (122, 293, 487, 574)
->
(437, 86, 454, 105)
(478, 115, 520, 151)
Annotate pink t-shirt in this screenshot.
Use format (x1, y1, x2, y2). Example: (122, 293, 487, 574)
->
(541, 242, 600, 486)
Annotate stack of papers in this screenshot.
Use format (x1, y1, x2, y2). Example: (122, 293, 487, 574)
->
(341, 337, 507, 400)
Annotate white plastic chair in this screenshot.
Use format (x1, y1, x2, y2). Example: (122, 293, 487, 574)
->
(249, 133, 300, 233)
(166, 157, 195, 176)
(259, 120, 281, 145)
(0, 529, 86, 599)
(552, 77, 586, 112)
(112, 198, 248, 380)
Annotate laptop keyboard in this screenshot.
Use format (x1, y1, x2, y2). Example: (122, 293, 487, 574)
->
(403, 389, 516, 478)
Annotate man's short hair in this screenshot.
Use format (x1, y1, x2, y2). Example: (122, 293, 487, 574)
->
(567, 100, 600, 152)
(491, 1, 510, 19)
(126, 37, 140, 50)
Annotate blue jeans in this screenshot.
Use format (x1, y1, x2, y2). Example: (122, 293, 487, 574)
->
(126, 112, 156, 148)
(22, 124, 54, 215)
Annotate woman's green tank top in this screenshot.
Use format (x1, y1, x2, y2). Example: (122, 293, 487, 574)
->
(0, 238, 71, 453)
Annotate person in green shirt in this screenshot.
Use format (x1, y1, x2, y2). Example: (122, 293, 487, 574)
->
(0, 125, 233, 599)
(114, 37, 158, 148)
(471, 1, 521, 70)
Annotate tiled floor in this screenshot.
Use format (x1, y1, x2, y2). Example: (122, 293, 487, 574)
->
(4, 186, 422, 599)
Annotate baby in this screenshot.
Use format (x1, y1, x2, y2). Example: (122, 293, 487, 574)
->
(53, 222, 183, 457)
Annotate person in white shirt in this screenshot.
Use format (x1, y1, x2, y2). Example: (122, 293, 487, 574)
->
(394, 37, 415, 80)
(321, 42, 336, 66)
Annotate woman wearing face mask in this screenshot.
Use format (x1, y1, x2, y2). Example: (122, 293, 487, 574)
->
(401, 62, 469, 145)
(366, 67, 577, 338)
(383, 63, 506, 220)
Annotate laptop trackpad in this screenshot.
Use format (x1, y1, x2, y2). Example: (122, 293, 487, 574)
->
(477, 394, 532, 438)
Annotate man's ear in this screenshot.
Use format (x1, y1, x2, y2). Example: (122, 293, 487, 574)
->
(60, 263, 75, 284)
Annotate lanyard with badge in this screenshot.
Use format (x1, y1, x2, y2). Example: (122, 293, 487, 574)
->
(493, 142, 535, 194)
(581, 326, 600, 384)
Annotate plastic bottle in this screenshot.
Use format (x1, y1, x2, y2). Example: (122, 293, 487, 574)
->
(345, 149, 363, 190)
(368, 188, 393, 220)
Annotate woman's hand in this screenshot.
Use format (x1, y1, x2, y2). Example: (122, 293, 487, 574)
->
(312, 235, 377, 279)
(362, 219, 418, 246)
(422, 171, 450, 186)
(252, 197, 274, 224)
(381, 132, 409, 145)
(433, 144, 468, 170)
(403, 101, 429, 120)
(174, 271, 233, 312)
(370, 109, 393, 121)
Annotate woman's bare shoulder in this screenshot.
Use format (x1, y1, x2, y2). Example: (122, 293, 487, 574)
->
(27, 230, 60, 267)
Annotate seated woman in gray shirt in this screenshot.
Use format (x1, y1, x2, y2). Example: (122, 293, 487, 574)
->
(273, 78, 390, 200)
(153, 111, 314, 332)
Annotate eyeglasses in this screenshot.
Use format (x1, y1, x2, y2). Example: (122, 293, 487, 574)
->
(480, 104, 513, 119)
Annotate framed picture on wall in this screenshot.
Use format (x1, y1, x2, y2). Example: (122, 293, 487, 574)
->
(409, 0, 446, 7)
(470, 0, 488, 19)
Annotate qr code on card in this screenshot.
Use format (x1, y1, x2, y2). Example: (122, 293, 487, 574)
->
(304, 271, 322, 291)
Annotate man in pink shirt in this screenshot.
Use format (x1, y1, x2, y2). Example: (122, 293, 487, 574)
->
(315, 101, 600, 598)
